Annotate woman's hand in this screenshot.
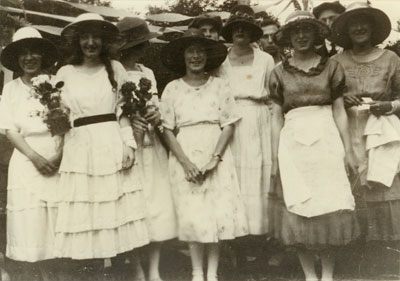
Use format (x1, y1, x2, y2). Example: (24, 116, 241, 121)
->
(30, 153, 58, 176)
(181, 159, 203, 184)
(122, 144, 135, 169)
(369, 101, 393, 116)
(48, 151, 63, 169)
(145, 106, 161, 126)
(343, 95, 363, 108)
(200, 157, 220, 179)
(344, 150, 359, 177)
(131, 115, 148, 133)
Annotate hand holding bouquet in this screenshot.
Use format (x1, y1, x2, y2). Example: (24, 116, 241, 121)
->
(120, 78, 154, 118)
(30, 74, 71, 136)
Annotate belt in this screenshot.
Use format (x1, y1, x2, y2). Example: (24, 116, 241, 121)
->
(73, 113, 117, 127)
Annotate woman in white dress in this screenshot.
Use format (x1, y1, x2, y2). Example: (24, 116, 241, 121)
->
(117, 17, 177, 281)
(54, 13, 149, 274)
(160, 29, 248, 281)
(0, 27, 60, 280)
(217, 5, 275, 272)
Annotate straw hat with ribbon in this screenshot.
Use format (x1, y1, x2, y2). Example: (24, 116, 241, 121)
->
(117, 17, 160, 51)
(331, 2, 391, 48)
(188, 14, 223, 33)
(61, 13, 119, 41)
(220, 5, 263, 43)
(273, 10, 330, 48)
(1, 26, 58, 72)
(161, 28, 227, 74)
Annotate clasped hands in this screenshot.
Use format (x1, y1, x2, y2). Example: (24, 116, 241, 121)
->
(181, 156, 220, 184)
(344, 95, 393, 116)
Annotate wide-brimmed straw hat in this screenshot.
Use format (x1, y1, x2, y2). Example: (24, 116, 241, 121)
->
(161, 28, 227, 74)
(117, 17, 160, 51)
(273, 10, 330, 48)
(220, 5, 263, 43)
(61, 13, 119, 41)
(188, 14, 223, 33)
(312, 1, 345, 19)
(1, 27, 58, 72)
(331, 2, 391, 48)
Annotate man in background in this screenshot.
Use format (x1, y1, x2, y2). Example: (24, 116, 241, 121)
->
(313, 1, 345, 57)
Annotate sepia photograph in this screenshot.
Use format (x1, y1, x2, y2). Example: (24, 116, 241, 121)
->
(0, 0, 400, 280)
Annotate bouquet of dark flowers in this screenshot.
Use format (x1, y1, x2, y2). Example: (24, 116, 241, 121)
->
(30, 74, 71, 136)
(120, 77, 154, 118)
(120, 78, 164, 147)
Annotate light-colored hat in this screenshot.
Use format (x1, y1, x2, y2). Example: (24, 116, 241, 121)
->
(331, 2, 391, 48)
(0, 27, 57, 72)
(117, 17, 160, 51)
(61, 13, 119, 41)
(273, 10, 330, 48)
(161, 28, 227, 74)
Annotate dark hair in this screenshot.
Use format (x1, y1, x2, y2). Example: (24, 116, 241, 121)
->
(260, 14, 281, 29)
(68, 31, 118, 91)
(119, 41, 150, 62)
(281, 22, 324, 48)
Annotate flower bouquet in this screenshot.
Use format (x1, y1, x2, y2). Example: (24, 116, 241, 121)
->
(30, 75, 71, 136)
(120, 78, 161, 146)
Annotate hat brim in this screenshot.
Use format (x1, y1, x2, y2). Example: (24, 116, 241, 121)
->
(273, 18, 330, 48)
(0, 38, 58, 72)
(61, 19, 119, 41)
(119, 32, 160, 51)
(161, 36, 227, 74)
(313, 2, 345, 19)
(221, 20, 263, 43)
(331, 7, 391, 48)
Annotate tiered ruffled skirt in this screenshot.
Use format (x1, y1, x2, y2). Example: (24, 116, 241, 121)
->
(54, 122, 149, 259)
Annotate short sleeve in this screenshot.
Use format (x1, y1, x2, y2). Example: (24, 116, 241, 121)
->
(56, 65, 73, 110)
(329, 60, 346, 100)
(269, 66, 284, 106)
(0, 82, 18, 132)
(160, 82, 176, 130)
(391, 54, 400, 100)
(217, 79, 240, 127)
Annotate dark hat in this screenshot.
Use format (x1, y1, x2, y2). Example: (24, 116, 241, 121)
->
(220, 5, 263, 43)
(313, 1, 345, 19)
(117, 17, 160, 51)
(273, 10, 330, 48)
(331, 2, 391, 48)
(61, 13, 119, 41)
(1, 27, 58, 72)
(188, 14, 223, 33)
(161, 28, 227, 74)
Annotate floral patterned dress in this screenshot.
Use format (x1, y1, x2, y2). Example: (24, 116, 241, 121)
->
(160, 76, 248, 242)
